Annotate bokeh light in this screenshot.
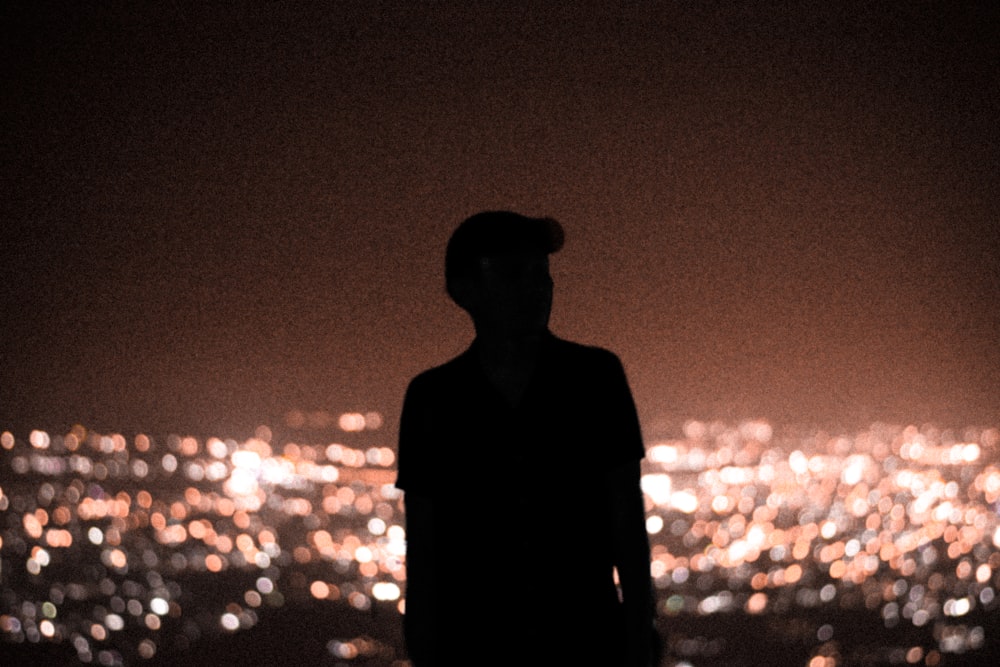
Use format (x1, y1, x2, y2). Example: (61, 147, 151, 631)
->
(2, 420, 999, 665)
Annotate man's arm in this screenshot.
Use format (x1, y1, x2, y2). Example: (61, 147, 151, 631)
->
(610, 457, 656, 666)
(397, 376, 437, 665)
(402, 491, 435, 665)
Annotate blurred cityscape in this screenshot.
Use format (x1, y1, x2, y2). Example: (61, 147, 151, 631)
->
(2, 415, 999, 666)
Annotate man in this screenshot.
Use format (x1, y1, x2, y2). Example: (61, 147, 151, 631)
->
(396, 211, 655, 665)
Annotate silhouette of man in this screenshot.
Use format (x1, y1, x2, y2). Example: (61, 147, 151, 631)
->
(396, 211, 655, 665)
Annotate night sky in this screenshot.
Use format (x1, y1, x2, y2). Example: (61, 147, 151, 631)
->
(3, 2, 998, 440)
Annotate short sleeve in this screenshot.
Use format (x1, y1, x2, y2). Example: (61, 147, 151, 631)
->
(601, 352, 646, 465)
(395, 375, 432, 494)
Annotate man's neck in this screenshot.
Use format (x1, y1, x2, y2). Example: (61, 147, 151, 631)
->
(474, 329, 546, 366)
(473, 330, 547, 406)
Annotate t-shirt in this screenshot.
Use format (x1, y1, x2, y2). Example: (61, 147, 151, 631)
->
(396, 332, 645, 657)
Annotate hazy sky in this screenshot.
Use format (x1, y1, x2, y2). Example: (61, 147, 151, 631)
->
(3, 2, 998, 439)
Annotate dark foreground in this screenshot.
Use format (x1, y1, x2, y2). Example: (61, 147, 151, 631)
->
(4, 599, 1000, 666)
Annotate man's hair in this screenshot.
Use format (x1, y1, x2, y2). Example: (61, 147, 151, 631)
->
(445, 210, 564, 304)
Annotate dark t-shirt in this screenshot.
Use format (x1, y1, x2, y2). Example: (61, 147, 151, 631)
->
(396, 332, 645, 657)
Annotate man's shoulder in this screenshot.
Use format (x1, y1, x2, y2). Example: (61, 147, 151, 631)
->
(406, 349, 474, 392)
(547, 334, 623, 369)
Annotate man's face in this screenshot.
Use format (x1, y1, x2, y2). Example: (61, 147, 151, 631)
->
(471, 249, 553, 337)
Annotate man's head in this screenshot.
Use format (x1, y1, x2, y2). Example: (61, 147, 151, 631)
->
(445, 211, 564, 336)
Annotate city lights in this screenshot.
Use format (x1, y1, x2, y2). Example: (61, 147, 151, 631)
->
(0, 414, 403, 665)
(1, 419, 998, 665)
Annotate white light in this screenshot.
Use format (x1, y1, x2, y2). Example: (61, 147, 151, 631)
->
(820, 521, 837, 540)
(232, 451, 262, 469)
(719, 466, 751, 485)
(647, 444, 679, 465)
(206, 461, 229, 481)
(670, 491, 699, 514)
(226, 468, 258, 496)
(260, 457, 296, 486)
(339, 413, 366, 432)
(149, 598, 169, 616)
(944, 597, 972, 617)
(789, 451, 808, 475)
(844, 539, 861, 558)
(841, 455, 870, 486)
(131, 460, 149, 478)
(640, 474, 672, 505)
(208, 438, 229, 459)
(30, 430, 51, 449)
(372, 582, 400, 601)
